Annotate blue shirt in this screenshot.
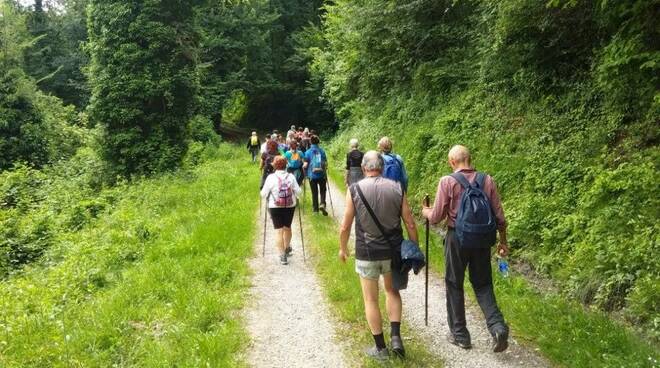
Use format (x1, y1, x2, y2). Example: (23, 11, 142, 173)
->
(304, 145, 327, 179)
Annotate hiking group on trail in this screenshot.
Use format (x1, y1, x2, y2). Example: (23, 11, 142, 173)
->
(248, 127, 511, 361)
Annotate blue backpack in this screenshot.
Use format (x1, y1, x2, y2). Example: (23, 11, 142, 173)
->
(382, 153, 408, 191)
(309, 149, 325, 178)
(451, 172, 497, 248)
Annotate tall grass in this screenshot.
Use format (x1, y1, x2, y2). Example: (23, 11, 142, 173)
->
(0, 144, 259, 367)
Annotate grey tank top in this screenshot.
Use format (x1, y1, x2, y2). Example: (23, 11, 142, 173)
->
(350, 176, 403, 261)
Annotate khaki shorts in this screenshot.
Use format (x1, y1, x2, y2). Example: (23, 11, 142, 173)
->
(355, 259, 392, 280)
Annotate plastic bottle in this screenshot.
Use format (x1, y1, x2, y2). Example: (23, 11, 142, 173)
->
(497, 255, 510, 278)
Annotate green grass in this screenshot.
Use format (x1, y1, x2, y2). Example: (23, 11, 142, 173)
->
(302, 180, 444, 367)
(325, 168, 658, 367)
(0, 144, 259, 367)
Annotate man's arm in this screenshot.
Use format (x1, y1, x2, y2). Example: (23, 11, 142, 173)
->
(339, 189, 355, 263)
(421, 177, 448, 225)
(401, 193, 419, 243)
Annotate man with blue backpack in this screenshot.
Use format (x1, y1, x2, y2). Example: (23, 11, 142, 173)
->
(303, 135, 328, 216)
(378, 137, 409, 192)
(421, 145, 510, 353)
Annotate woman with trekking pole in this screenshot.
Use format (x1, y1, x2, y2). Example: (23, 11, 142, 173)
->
(260, 156, 303, 265)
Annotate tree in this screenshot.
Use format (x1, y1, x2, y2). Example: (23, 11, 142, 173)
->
(0, 1, 49, 170)
(87, 0, 202, 177)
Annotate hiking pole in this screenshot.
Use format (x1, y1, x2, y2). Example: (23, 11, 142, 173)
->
(327, 180, 335, 217)
(262, 195, 268, 257)
(424, 194, 430, 327)
(298, 201, 306, 262)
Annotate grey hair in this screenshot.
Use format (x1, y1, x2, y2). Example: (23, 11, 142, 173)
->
(378, 136, 392, 153)
(361, 150, 383, 172)
(349, 138, 359, 149)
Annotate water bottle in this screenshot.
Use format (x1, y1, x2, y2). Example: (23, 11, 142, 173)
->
(497, 255, 509, 278)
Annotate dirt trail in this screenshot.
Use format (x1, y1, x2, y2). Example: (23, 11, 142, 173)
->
(244, 204, 349, 368)
(325, 179, 550, 368)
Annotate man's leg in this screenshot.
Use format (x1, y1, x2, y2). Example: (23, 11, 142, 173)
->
(467, 248, 508, 337)
(383, 271, 405, 356)
(444, 230, 471, 344)
(309, 179, 320, 212)
(382, 272, 402, 323)
(359, 275, 388, 354)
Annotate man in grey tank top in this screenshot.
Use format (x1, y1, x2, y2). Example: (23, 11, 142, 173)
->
(339, 151, 419, 360)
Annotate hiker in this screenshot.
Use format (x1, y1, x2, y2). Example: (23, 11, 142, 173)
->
(261, 156, 303, 265)
(260, 135, 270, 154)
(285, 140, 305, 185)
(246, 131, 261, 163)
(303, 135, 328, 215)
(378, 137, 409, 193)
(345, 138, 364, 186)
(421, 144, 510, 353)
(301, 128, 312, 152)
(286, 125, 297, 144)
(260, 140, 280, 189)
(338, 150, 419, 360)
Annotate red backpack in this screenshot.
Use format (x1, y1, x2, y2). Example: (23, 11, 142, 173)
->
(275, 174, 294, 207)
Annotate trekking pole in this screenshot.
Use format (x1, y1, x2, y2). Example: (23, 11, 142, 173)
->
(263, 195, 268, 257)
(298, 201, 306, 262)
(327, 180, 335, 217)
(424, 194, 430, 326)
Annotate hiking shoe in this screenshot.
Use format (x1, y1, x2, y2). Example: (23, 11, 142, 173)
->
(391, 336, 405, 358)
(279, 254, 288, 265)
(492, 331, 508, 353)
(447, 333, 472, 349)
(364, 346, 389, 361)
(286, 246, 293, 256)
(319, 205, 328, 216)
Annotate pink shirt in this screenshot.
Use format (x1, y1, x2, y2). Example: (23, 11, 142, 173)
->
(427, 168, 507, 231)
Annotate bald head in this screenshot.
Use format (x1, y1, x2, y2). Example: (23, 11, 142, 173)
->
(448, 145, 471, 168)
(362, 150, 383, 175)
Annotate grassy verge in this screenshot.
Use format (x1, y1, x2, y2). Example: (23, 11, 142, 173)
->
(326, 168, 658, 367)
(303, 179, 444, 367)
(0, 144, 259, 367)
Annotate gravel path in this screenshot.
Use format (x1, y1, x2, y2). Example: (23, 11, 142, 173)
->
(325, 179, 550, 368)
(244, 204, 348, 368)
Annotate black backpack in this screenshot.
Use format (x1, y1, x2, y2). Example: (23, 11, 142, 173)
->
(451, 172, 497, 248)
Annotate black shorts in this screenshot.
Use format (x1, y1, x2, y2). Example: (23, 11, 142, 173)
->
(269, 207, 295, 229)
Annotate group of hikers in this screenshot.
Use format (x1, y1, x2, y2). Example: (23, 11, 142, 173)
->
(248, 128, 511, 361)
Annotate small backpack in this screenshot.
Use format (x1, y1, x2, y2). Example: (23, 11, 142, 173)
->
(382, 154, 407, 190)
(288, 151, 302, 169)
(451, 172, 497, 248)
(310, 149, 325, 176)
(275, 174, 294, 207)
(250, 136, 258, 146)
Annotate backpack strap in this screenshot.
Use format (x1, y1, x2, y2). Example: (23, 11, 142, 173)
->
(475, 172, 486, 189)
(450, 172, 472, 189)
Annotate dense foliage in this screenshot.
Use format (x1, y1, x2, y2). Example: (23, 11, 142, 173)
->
(312, 0, 659, 336)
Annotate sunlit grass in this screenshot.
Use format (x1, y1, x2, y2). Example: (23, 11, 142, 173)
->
(0, 144, 259, 367)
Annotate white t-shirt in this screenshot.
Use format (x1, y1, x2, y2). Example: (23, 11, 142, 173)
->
(260, 170, 303, 208)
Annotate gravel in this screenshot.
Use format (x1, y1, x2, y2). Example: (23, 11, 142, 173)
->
(244, 204, 349, 368)
(325, 179, 551, 368)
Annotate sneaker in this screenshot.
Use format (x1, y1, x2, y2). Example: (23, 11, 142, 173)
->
(286, 246, 293, 256)
(447, 333, 472, 349)
(391, 336, 405, 358)
(319, 204, 328, 216)
(364, 346, 389, 361)
(279, 254, 288, 265)
(492, 331, 508, 353)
